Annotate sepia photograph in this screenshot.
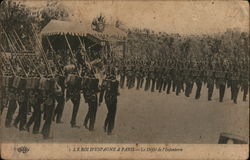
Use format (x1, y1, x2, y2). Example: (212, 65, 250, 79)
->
(0, 0, 249, 159)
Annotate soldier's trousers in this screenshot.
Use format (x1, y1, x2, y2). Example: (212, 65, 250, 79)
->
(70, 93, 80, 126)
(207, 82, 214, 100)
(185, 81, 192, 97)
(176, 80, 182, 96)
(104, 100, 117, 134)
(151, 79, 156, 92)
(120, 75, 125, 88)
(166, 80, 172, 94)
(0, 88, 7, 114)
(54, 94, 65, 123)
(195, 81, 202, 99)
(131, 76, 136, 88)
(231, 81, 240, 103)
(84, 99, 98, 131)
(14, 100, 28, 130)
(162, 80, 167, 91)
(42, 102, 55, 138)
(140, 78, 144, 88)
(144, 78, 151, 91)
(127, 76, 134, 89)
(5, 99, 17, 127)
(242, 85, 248, 101)
(136, 77, 142, 90)
(219, 84, 226, 102)
(26, 103, 42, 134)
(172, 80, 176, 92)
(157, 79, 163, 92)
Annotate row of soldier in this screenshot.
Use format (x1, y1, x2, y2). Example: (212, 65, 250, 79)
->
(1, 54, 120, 139)
(108, 55, 249, 104)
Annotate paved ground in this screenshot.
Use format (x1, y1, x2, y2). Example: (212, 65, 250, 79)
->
(0, 84, 249, 144)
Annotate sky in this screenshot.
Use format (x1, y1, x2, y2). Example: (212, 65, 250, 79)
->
(21, 0, 249, 35)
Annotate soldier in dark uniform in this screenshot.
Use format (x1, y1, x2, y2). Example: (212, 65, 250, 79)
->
(13, 76, 28, 131)
(175, 66, 183, 96)
(144, 67, 151, 91)
(136, 66, 144, 90)
(165, 68, 173, 94)
(5, 86, 17, 128)
(53, 74, 65, 123)
(162, 68, 168, 91)
(99, 72, 119, 135)
(206, 68, 215, 101)
(157, 67, 164, 93)
(183, 66, 192, 97)
(241, 68, 249, 102)
(192, 62, 203, 99)
(119, 66, 126, 88)
(150, 66, 157, 92)
(41, 78, 56, 139)
(215, 67, 227, 102)
(83, 72, 99, 131)
(65, 64, 82, 128)
(231, 68, 241, 104)
(26, 88, 43, 134)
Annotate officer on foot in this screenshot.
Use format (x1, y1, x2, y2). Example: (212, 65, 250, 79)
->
(99, 70, 119, 135)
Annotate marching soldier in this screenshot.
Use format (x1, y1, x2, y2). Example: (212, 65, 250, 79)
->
(5, 85, 17, 128)
(183, 66, 192, 97)
(175, 66, 183, 96)
(13, 76, 28, 131)
(65, 62, 81, 128)
(231, 68, 241, 104)
(150, 65, 157, 92)
(241, 68, 249, 102)
(53, 74, 66, 123)
(206, 68, 215, 101)
(119, 66, 126, 89)
(144, 67, 151, 91)
(157, 67, 164, 93)
(41, 78, 57, 139)
(26, 87, 43, 134)
(83, 71, 100, 131)
(99, 72, 120, 135)
(215, 67, 227, 102)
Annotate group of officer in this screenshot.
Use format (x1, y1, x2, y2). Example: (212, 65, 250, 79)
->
(111, 55, 249, 104)
(1, 54, 120, 139)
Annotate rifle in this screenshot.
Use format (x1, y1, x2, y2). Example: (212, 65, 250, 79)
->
(64, 34, 80, 76)
(31, 24, 54, 78)
(0, 44, 16, 76)
(14, 30, 27, 51)
(46, 37, 64, 76)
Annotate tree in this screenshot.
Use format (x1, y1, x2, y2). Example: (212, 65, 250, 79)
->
(0, 0, 35, 51)
(37, 1, 69, 31)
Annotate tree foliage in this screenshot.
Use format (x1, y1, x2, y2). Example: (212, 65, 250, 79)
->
(0, 0, 35, 51)
(37, 1, 69, 31)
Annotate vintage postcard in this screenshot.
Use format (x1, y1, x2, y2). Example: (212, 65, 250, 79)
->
(0, 0, 249, 159)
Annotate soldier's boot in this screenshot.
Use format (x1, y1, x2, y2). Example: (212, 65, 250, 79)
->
(208, 90, 212, 101)
(233, 88, 239, 104)
(219, 85, 226, 102)
(243, 87, 248, 101)
(166, 81, 171, 94)
(151, 80, 156, 92)
(136, 79, 141, 90)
